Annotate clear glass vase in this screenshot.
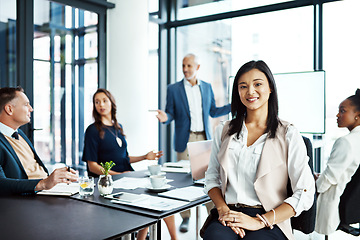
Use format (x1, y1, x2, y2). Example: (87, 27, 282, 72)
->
(97, 174, 113, 196)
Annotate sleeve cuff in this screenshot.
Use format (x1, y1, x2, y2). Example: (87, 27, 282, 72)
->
(316, 174, 333, 193)
(284, 198, 300, 217)
(204, 183, 221, 194)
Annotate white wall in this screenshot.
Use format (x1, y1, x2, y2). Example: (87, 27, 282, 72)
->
(107, 0, 150, 155)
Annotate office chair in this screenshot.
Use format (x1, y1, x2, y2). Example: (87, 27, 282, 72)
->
(337, 164, 360, 236)
(287, 136, 317, 234)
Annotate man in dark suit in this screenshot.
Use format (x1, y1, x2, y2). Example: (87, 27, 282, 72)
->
(156, 53, 230, 232)
(0, 87, 78, 195)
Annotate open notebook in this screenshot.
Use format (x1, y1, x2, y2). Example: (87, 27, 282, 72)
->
(187, 140, 212, 185)
(37, 182, 79, 196)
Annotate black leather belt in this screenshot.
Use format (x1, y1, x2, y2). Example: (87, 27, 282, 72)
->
(228, 203, 263, 209)
(190, 131, 205, 135)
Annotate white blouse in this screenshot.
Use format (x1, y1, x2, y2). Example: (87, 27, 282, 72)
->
(205, 121, 315, 216)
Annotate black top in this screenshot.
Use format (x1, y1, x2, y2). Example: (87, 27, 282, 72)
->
(82, 123, 133, 177)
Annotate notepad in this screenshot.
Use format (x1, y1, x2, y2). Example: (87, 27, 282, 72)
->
(158, 186, 207, 202)
(37, 182, 79, 196)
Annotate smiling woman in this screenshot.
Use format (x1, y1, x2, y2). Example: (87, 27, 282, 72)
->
(203, 60, 315, 240)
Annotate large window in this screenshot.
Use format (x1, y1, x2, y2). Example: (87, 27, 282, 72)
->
(176, 5, 313, 134)
(322, 0, 360, 160)
(159, 0, 360, 173)
(33, 0, 99, 166)
(0, 0, 16, 87)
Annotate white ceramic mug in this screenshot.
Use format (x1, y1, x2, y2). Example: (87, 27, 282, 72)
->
(150, 175, 166, 189)
(148, 164, 161, 175)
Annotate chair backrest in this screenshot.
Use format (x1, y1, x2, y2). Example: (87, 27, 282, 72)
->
(339, 164, 360, 224)
(287, 136, 317, 234)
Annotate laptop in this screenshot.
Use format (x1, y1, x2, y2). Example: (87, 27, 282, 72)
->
(187, 140, 213, 185)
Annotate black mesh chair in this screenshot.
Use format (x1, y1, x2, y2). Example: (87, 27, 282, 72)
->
(287, 136, 317, 234)
(337, 165, 360, 236)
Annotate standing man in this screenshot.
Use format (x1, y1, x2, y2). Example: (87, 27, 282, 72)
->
(0, 87, 78, 195)
(156, 53, 231, 232)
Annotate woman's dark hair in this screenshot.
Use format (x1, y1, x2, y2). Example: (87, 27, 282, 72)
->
(0, 86, 24, 113)
(347, 88, 360, 112)
(228, 60, 280, 138)
(92, 88, 124, 138)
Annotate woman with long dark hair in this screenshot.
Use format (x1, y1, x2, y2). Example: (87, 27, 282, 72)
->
(83, 88, 162, 176)
(82, 88, 177, 240)
(203, 60, 315, 240)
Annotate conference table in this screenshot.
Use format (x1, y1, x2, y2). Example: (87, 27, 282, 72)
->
(71, 171, 211, 240)
(0, 194, 157, 240)
(0, 171, 210, 240)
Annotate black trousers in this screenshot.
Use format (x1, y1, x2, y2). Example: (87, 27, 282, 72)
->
(203, 207, 287, 240)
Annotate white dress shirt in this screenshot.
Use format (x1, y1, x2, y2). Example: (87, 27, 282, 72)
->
(184, 79, 204, 132)
(0, 122, 17, 138)
(205, 121, 315, 214)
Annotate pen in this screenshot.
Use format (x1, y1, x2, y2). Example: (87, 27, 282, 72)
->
(67, 166, 70, 184)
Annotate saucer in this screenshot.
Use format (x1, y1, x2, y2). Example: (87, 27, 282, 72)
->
(146, 184, 172, 192)
(145, 171, 166, 177)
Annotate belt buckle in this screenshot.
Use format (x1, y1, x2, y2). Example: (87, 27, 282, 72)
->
(234, 203, 241, 208)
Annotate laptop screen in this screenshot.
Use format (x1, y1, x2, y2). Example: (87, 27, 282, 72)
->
(187, 140, 212, 180)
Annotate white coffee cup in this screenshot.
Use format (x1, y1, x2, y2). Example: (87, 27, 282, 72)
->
(148, 164, 161, 175)
(150, 175, 166, 189)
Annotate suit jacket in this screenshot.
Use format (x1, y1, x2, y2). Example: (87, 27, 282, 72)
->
(0, 129, 48, 195)
(216, 121, 315, 240)
(164, 79, 231, 152)
(315, 125, 360, 234)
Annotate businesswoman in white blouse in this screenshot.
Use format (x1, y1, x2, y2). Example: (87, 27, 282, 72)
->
(315, 89, 360, 235)
(203, 60, 315, 240)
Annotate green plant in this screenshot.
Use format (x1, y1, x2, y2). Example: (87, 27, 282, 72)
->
(100, 161, 116, 176)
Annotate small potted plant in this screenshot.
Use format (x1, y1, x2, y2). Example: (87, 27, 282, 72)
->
(98, 161, 115, 196)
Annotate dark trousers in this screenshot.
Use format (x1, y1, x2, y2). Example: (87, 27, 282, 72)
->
(203, 207, 287, 240)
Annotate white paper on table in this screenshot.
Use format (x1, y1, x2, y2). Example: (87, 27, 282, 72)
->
(111, 194, 189, 211)
(113, 177, 149, 189)
(113, 177, 173, 189)
(158, 186, 207, 202)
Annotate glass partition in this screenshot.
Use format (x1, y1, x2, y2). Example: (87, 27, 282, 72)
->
(176, 6, 313, 133)
(33, 0, 98, 165)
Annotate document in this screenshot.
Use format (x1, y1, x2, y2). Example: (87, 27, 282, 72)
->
(111, 194, 189, 211)
(37, 182, 79, 196)
(158, 186, 207, 202)
(113, 177, 173, 189)
(113, 177, 150, 189)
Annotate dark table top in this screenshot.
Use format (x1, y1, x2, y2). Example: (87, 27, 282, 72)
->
(0, 194, 157, 240)
(71, 171, 210, 219)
